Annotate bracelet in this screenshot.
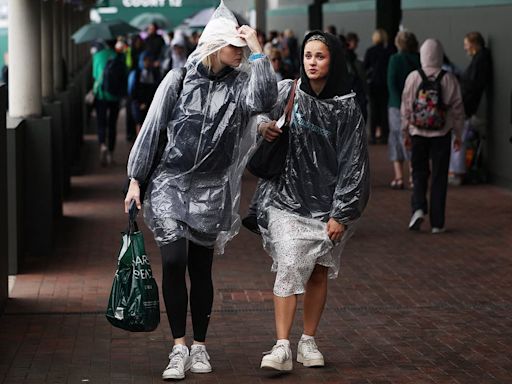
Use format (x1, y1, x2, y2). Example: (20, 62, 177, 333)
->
(248, 52, 266, 62)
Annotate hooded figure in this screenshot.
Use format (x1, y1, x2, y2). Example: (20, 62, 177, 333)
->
(401, 38, 464, 233)
(256, 31, 370, 371)
(125, 2, 277, 379)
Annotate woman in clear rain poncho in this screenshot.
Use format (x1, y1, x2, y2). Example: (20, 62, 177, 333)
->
(123, 1, 277, 380)
(257, 31, 370, 371)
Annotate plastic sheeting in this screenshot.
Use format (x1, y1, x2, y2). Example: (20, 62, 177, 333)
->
(257, 79, 370, 281)
(127, 2, 277, 253)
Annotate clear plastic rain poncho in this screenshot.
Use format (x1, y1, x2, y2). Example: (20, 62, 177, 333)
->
(127, 1, 277, 253)
(257, 31, 370, 295)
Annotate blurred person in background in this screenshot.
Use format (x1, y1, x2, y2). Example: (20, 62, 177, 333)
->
(364, 28, 395, 144)
(401, 39, 464, 234)
(144, 22, 165, 68)
(387, 30, 420, 190)
(449, 31, 493, 185)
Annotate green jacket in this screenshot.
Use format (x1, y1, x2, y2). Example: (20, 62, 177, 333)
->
(92, 48, 119, 102)
(387, 52, 420, 108)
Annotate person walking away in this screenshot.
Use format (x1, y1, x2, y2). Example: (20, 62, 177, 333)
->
(161, 30, 189, 77)
(364, 28, 395, 144)
(449, 31, 493, 185)
(401, 39, 464, 233)
(144, 22, 166, 69)
(257, 31, 370, 371)
(123, 1, 277, 380)
(127, 51, 161, 136)
(92, 39, 126, 166)
(387, 30, 420, 189)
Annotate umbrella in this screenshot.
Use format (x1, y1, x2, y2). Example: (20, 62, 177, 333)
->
(71, 19, 140, 44)
(130, 12, 171, 30)
(186, 7, 249, 28)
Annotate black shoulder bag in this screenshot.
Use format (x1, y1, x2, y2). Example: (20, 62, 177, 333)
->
(247, 80, 297, 180)
(123, 67, 187, 201)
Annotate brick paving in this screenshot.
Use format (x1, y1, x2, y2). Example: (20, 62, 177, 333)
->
(1, 119, 512, 383)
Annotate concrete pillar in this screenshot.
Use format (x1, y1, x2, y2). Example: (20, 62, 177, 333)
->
(41, 0, 54, 100)
(0, 85, 7, 312)
(53, 1, 63, 92)
(376, 0, 401, 47)
(309, 0, 328, 31)
(61, 3, 69, 82)
(68, 6, 75, 75)
(255, 0, 267, 33)
(8, 0, 42, 117)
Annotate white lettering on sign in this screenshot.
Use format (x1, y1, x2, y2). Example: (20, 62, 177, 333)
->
(122, 0, 182, 7)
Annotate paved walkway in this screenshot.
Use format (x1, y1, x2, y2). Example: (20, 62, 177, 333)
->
(1, 118, 512, 383)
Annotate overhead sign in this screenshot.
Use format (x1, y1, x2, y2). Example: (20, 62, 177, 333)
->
(121, 0, 183, 7)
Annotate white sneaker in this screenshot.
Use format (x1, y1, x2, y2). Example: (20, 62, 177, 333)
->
(190, 344, 212, 373)
(431, 227, 446, 234)
(260, 343, 293, 371)
(99, 144, 108, 167)
(297, 338, 325, 367)
(162, 344, 191, 380)
(409, 209, 425, 231)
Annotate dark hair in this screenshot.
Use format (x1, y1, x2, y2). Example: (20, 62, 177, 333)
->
(346, 32, 359, 43)
(465, 31, 485, 48)
(326, 25, 337, 35)
(105, 39, 116, 49)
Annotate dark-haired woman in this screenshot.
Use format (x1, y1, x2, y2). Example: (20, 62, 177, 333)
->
(257, 31, 370, 371)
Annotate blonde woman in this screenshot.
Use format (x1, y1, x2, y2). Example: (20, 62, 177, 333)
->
(124, 2, 277, 380)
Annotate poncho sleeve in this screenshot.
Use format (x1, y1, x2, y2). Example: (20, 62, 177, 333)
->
(256, 79, 294, 126)
(329, 98, 371, 224)
(242, 57, 278, 115)
(127, 68, 185, 182)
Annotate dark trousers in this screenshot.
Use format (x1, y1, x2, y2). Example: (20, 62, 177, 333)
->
(95, 99, 120, 152)
(368, 85, 389, 142)
(160, 238, 214, 342)
(411, 133, 451, 228)
(125, 96, 136, 142)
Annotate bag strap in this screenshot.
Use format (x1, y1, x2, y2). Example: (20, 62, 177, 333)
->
(417, 68, 428, 83)
(284, 80, 298, 124)
(128, 200, 139, 234)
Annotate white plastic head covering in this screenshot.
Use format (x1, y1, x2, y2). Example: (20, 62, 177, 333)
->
(171, 30, 187, 48)
(186, 0, 248, 68)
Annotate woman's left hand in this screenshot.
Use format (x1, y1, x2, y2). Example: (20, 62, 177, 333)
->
(327, 218, 345, 242)
(237, 25, 262, 54)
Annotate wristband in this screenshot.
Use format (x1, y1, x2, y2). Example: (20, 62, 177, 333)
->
(248, 52, 266, 62)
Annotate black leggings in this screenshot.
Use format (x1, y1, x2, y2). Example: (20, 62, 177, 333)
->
(160, 238, 214, 342)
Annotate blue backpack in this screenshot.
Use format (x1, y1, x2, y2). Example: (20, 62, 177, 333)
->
(102, 54, 127, 97)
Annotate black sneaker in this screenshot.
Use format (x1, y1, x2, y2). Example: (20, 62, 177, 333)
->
(242, 215, 260, 235)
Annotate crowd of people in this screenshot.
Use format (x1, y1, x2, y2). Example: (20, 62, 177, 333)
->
(88, 4, 493, 380)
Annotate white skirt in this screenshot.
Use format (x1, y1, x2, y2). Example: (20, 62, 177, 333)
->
(262, 207, 354, 297)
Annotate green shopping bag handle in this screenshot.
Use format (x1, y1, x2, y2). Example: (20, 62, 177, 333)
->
(128, 200, 139, 235)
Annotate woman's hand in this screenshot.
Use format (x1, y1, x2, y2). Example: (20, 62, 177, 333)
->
(259, 120, 282, 142)
(237, 25, 262, 54)
(327, 218, 345, 242)
(124, 179, 142, 213)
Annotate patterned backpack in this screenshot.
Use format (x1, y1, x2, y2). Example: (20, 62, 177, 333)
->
(411, 69, 447, 130)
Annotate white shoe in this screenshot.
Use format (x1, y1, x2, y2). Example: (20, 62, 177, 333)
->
(260, 343, 293, 371)
(190, 344, 212, 373)
(431, 227, 446, 234)
(409, 209, 425, 231)
(297, 338, 325, 367)
(99, 144, 108, 167)
(106, 151, 113, 166)
(162, 344, 191, 380)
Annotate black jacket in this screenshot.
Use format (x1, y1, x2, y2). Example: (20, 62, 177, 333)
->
(461, 47, 492, 117)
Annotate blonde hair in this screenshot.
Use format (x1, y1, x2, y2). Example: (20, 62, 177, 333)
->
(395, 30, 418, 53)
(372, 28, 388, 45)
(201, 50, 221, 71)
